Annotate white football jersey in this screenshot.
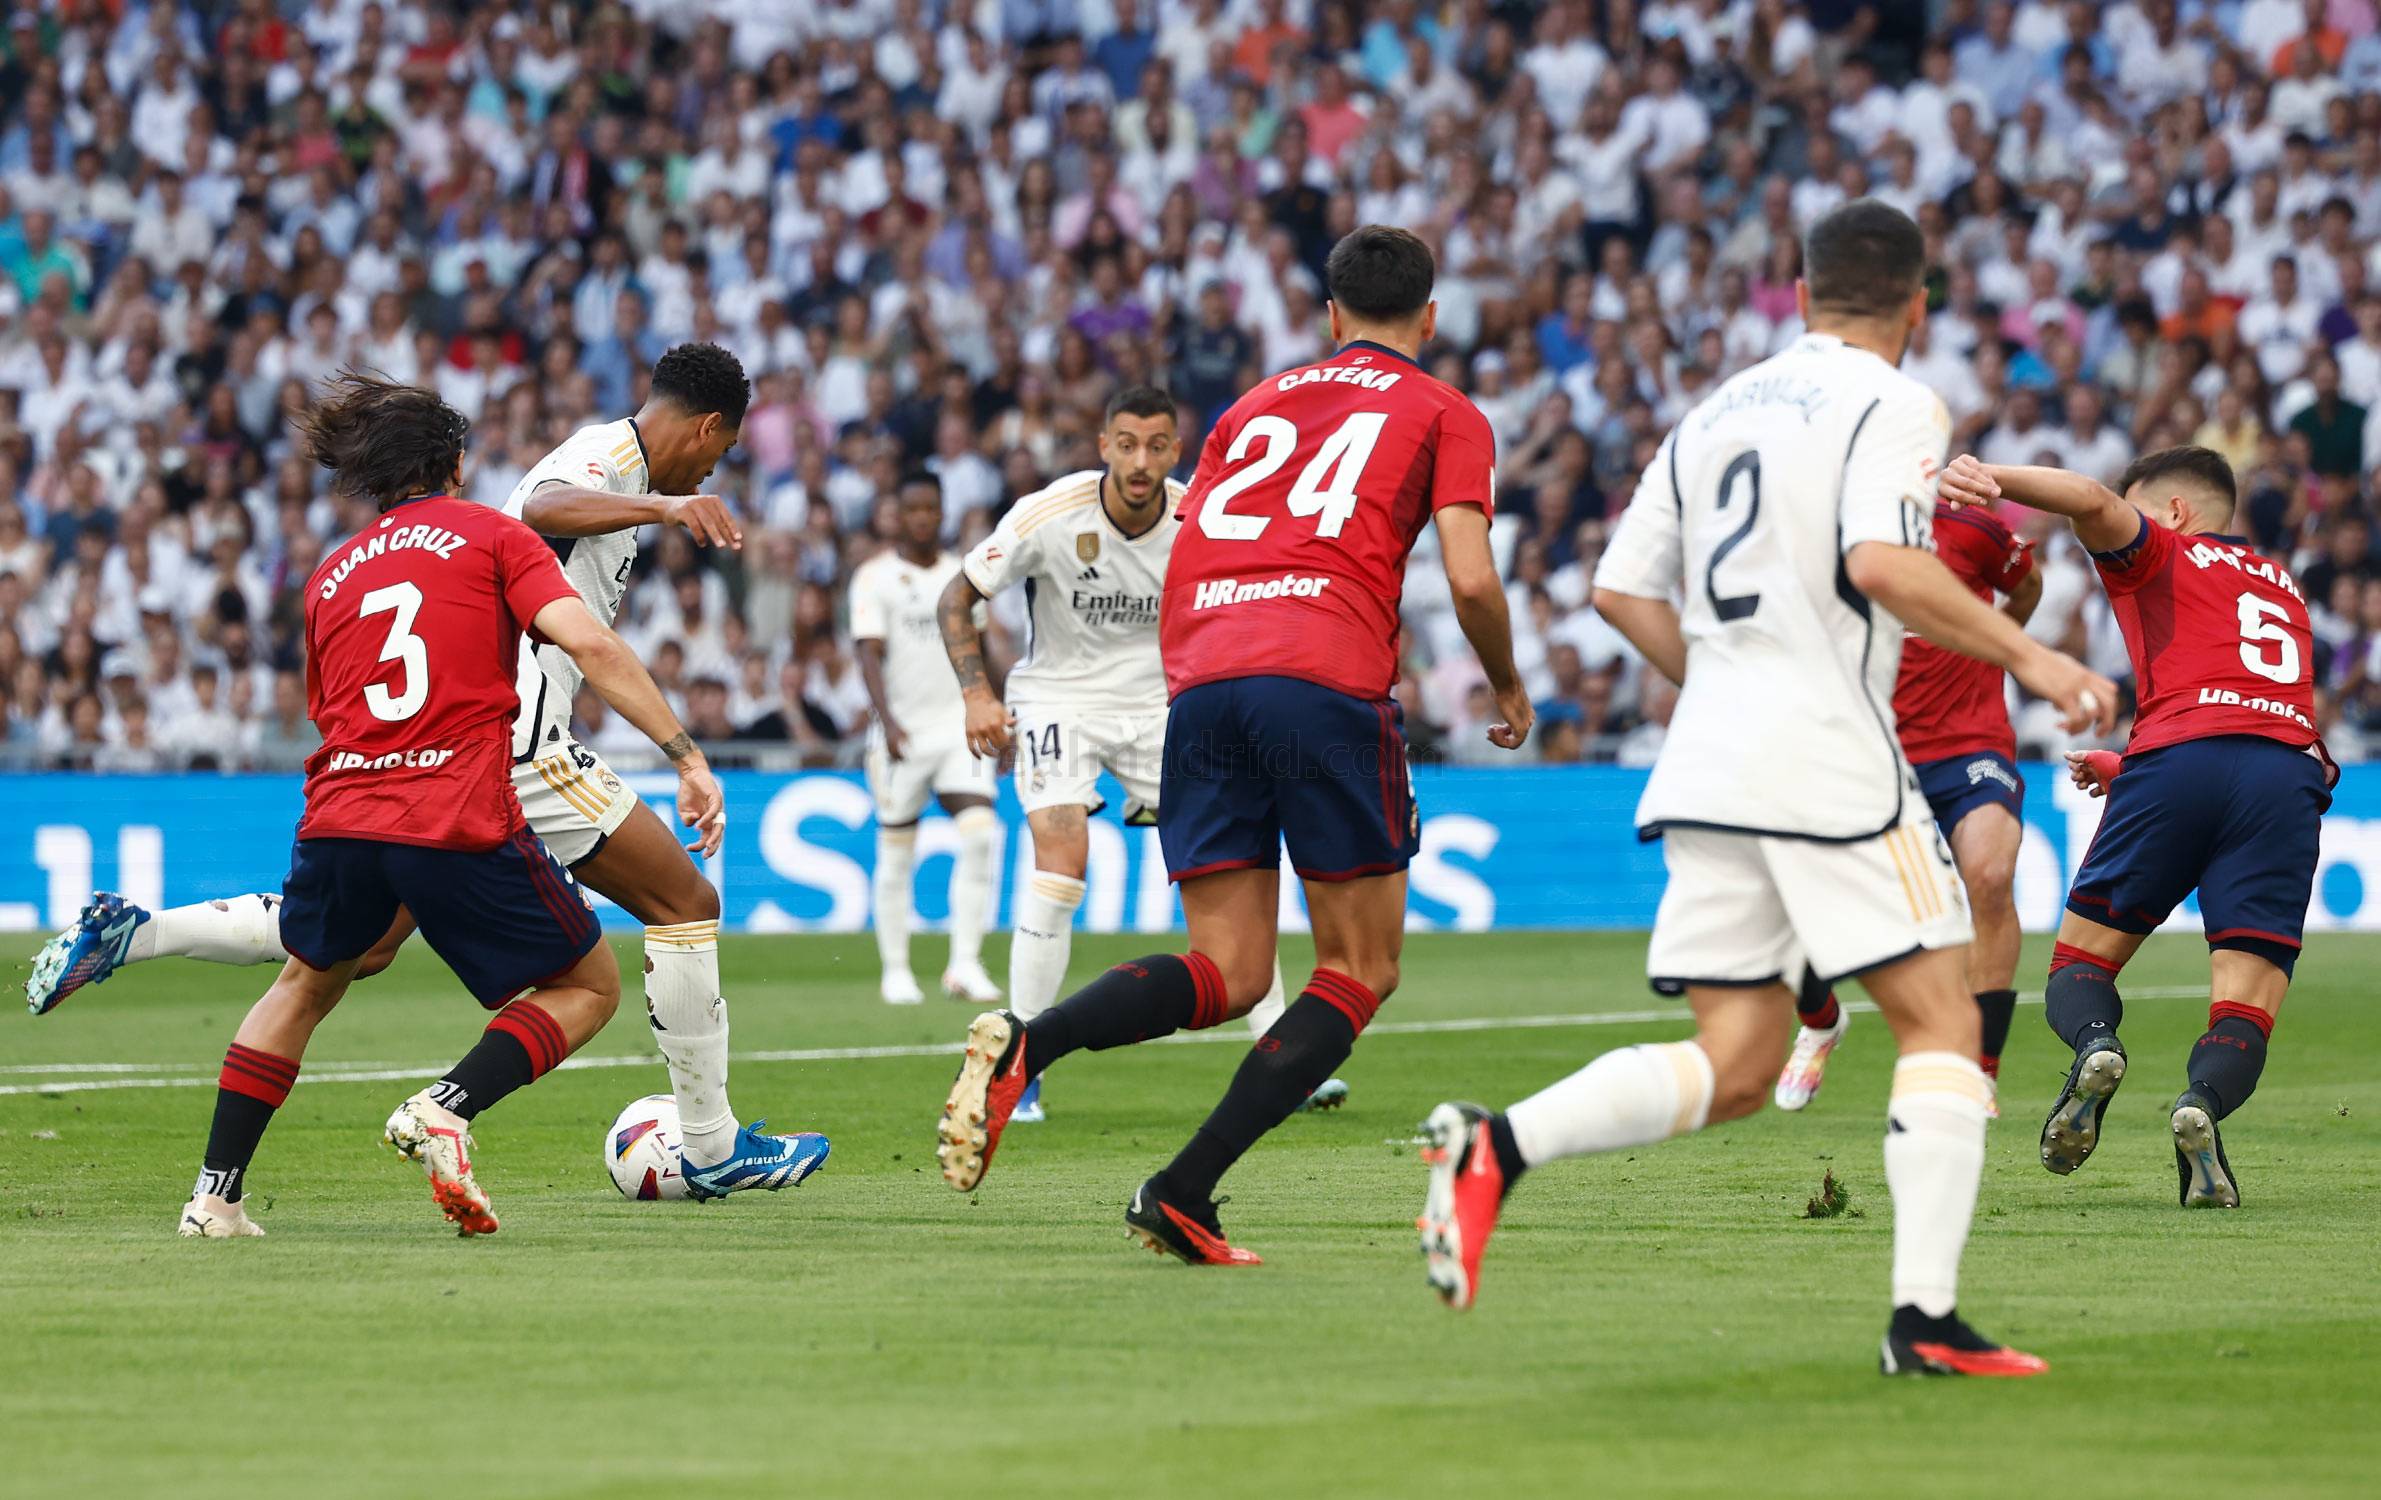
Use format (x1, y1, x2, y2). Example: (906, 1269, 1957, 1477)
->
(503, 419, 653, 760)
(960, 469, 1180, 712)
(849, 548, 969, 743)
(1595, 333, 1950, 840)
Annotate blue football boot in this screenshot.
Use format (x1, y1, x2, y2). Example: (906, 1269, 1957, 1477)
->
(26, 892, 150, 1015)
(680, 1122, 831, 1201)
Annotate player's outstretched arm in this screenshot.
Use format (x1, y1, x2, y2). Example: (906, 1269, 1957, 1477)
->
(937, 572, 1013, 759)
(1434, 504, 1532, 749)
(1937, 455, 2136, 553)
(1845, 541, 2118, 736)
(532, 595, 726, 855)
(1589, 588, 1687, 688)
(520, 483, 744, 549)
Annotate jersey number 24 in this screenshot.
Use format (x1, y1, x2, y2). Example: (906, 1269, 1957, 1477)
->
(1199, 412, 1392, 542)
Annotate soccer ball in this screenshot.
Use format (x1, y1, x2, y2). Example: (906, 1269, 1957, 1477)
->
(604, 1094, 689, 1201)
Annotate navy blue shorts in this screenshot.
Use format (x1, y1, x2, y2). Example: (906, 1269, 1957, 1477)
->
(1913, 751, 2024, 836)
(2066, 735, 2330, 973)
(280, 827, 603, 1007)
(1160, 675, 1419, 883)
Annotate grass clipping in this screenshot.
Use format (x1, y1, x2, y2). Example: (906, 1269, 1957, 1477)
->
(1803, 1170, 1861, 1220)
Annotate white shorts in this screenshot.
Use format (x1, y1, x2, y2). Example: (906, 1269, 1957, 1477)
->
(866, 732, 997, 825)
(1645, 808, 1972, 992)
(1011, 703, 1165, 821)
(511, 741, 640, 867)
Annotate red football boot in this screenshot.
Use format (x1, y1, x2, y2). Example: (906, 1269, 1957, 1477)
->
(1124, 1176, 1263, 1266)
(1417, 1101, 1508, 1310)
(1881, 1308, 2050, 1377)
(939, 1010, 1029, 1191)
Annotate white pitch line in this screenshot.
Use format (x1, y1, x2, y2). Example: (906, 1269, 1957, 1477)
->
(0, 986, 2213, 1097)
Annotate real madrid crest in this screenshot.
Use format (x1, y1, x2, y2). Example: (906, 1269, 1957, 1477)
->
(1077, 532, 1101, 563)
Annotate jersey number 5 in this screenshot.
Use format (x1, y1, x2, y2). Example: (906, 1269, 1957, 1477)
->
(2235, 593, 2301, 684)
(359, 581, 429, 722)
(1198, 412, 1389, 542)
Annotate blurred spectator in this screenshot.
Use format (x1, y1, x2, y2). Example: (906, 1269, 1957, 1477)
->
(6, 0, 2381, 774)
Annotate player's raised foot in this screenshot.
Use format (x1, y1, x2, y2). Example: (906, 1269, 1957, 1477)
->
(681, 1122, 832, 1202)
(1124, 1175, 1263, 1266)
(2171, 1093, 2239, 1209)
(1010, 1076, 1045, 1124)
(1774, 1009, 1848, 1112)
(1417, 1101, 1509, 1311)
(1983, 1073, 2000, 1121)
(941, 961, 1003, 1004)
(1879, 1306, 2049, 1377)
(25, 892, 150, 1015)
(2040, 1039, 2127, 1175)
(1295, 1078, 1350, 1113)
(938, 1010, 1027, 1191)
(383, 1090, 499, 1236)
(176, 1192, 265, 1239)
(880, 967, 926, 1006)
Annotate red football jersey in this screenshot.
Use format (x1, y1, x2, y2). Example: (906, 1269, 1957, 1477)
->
(1163, 340, 1495, 700)
(299, 495, 579, 850)
(1894, 503, 2035, 763)
(2092, 516, 2324, 759)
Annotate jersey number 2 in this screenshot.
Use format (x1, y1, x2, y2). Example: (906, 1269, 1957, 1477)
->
(1705, 452, 1761, 622)
(2235, 593, 2300, 684)
(359, 581, 429, 722)
(1199, 412, 1388, 542)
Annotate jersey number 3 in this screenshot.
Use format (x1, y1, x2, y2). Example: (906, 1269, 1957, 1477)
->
(1199, 412, 1389, 542)
(359, 581, 430, 723)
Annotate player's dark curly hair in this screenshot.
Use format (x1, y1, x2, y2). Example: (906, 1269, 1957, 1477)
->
(2117, 446, 2237, 518)
(1804, 199, 1927, 320)
(1103, 385, 1177, 425)
(1325, 225, 1436, 322)
(650, 342, 751, 427)
(294, 372, 469, 508)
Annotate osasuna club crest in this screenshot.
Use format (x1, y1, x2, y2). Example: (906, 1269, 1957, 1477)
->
(1076, 532, 1101, 563)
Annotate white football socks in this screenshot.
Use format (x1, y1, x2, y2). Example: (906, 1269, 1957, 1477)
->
(645, 920, 736, 1168)
(1506, 1040, 1715, 1166)
(1244, 962, 1290, 1035)
(947, 805, 997, 971)
(1008, 872, 1084, 1022)
(1882, 1051, 1990, 1318)
(874, 826, 918, 978)
(129, 894, 289, 966)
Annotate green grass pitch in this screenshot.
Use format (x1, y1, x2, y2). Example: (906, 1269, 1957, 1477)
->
(3, 931, 2376, 1499)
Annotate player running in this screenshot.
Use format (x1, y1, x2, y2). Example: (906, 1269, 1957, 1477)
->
(852, 473, 1002, 1007)
(177, 375, 748, 1237)
(936, 225, 1531, 1263)
(42, 345, 829, 1203)
(1415, 200, 2115, 1374)
(1934, 447, 2332, 1209)
(1777, 497, 2042, 1115)
(934, 386, 1330, 1125)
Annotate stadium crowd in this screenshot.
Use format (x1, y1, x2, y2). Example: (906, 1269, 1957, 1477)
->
(4, 0, 2381, 774)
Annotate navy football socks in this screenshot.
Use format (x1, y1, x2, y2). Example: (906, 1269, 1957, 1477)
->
(2186, 1003, 2274, 1120)
(1023, 952, 1228, 1077)
(2044, 945, 2123, 1053)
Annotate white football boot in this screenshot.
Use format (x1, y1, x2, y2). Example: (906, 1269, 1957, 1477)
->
(880, 967, 926, 1006)
(176, 1193, 265, 1238)
(1774, 1008, 1849, 1112)
(941, 960, 1004, 1004)
(383, 1090, 499, 1236)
